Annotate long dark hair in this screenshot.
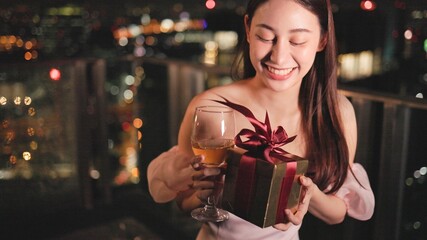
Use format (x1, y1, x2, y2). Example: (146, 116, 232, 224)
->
(231, 0, 348, 193)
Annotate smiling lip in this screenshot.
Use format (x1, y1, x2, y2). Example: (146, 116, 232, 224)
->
(265, 65, 295, 80)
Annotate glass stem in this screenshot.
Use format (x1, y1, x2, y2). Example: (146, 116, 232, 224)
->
(203, 196, 219, 217)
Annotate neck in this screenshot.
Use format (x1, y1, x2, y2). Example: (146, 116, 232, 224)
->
(248, 79, 301, 116)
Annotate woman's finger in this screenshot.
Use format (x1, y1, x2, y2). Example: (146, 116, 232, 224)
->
(191, 167, 220, 181)
(191, 178, 215, 189)
(190, 155, 204, 170)
(273, 222, 292, 231)
(196, 189, 214, 202)
(285, 209, 303, 225)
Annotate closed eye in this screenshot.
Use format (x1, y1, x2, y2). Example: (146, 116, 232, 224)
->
(256, 35, 274, 43)
(290, 41, 307, 46)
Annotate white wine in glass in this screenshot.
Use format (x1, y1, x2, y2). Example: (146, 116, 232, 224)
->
(190, 106, 235, 222)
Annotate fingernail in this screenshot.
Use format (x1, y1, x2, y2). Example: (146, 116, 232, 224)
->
(191, 161, 202, 170)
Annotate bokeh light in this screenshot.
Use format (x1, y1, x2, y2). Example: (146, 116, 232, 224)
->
(360, 0, 376, 11)
(49, 68, 61, 81)
(23, 151, 32, 161)
(206, 0, 216, 9)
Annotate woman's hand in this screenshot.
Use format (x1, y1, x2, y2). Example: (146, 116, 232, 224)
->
(147, 146, 202, 203)
(175, 161, 224, 212)
(273, 176, 317, 231)
(190, 166, 222, 205)
(162, 146, 202, 192)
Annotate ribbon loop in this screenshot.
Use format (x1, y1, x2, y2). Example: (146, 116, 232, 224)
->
(212, 97, 297, 157)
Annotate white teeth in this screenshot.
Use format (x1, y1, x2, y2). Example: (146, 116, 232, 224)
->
(267, 66, 293, 75)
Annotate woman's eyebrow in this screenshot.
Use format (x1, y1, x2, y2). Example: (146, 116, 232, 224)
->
(289, 28, 312, 33)
(255, 23, 274, 31)
(255, 24, 312, 34)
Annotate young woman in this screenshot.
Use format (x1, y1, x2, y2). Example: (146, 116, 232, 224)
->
(147, 0, 375, 239)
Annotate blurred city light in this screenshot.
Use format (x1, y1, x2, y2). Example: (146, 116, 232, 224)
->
(49, 68, 61, 81)
(404, 29, 413, 40)
(360, 0, 377, 11)
(206, 0, 216, 10)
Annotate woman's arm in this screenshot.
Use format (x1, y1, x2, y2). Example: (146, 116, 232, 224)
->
(278, 95, 357, 229)
(307, 95, 358, 224)
(307, 186, 348, 224)
(274, 175, 346, 231)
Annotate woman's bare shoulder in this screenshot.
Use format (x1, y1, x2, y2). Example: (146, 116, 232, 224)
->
(191, 80, 249, 106)
(337, 94, 356, 121)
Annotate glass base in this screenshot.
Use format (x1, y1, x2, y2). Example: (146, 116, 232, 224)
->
(191, 206, 229, 222)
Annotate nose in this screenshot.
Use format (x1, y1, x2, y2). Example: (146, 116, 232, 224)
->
(270, 40, 290, 66)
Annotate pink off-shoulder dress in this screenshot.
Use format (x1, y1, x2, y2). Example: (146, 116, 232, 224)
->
(196, 163, 375, 240)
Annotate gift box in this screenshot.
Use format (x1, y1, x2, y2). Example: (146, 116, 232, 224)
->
(212, 96, 309, 228)
(222, 149, 308, 228)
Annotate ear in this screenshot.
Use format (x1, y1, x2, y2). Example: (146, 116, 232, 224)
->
(244, 15, 250, 43)
(317, 34, 327, 52)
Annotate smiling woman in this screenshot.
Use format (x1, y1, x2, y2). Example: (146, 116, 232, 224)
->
(1, 0, 426, 239)
(147, 0, 375, 239)
(245, 0, 324, 90)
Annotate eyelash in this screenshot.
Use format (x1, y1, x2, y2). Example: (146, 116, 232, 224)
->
(256, 35, 306, 46)
(256, 35, 274, 42)
(290, 41, 306, 46)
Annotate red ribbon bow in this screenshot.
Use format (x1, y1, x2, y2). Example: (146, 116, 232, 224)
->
(214, 97, 298, 224)
(212, 97, 296, 160)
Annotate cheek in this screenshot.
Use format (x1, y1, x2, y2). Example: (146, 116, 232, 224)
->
(250, 42, 270, 60)
(294, 46, 318, 67)
(249, 43, 270, 70)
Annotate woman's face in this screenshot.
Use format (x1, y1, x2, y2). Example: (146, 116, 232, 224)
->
(246, 0, 325, 92)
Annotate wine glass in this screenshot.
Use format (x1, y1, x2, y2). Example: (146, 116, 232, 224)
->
(190, 105, 235, 222)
